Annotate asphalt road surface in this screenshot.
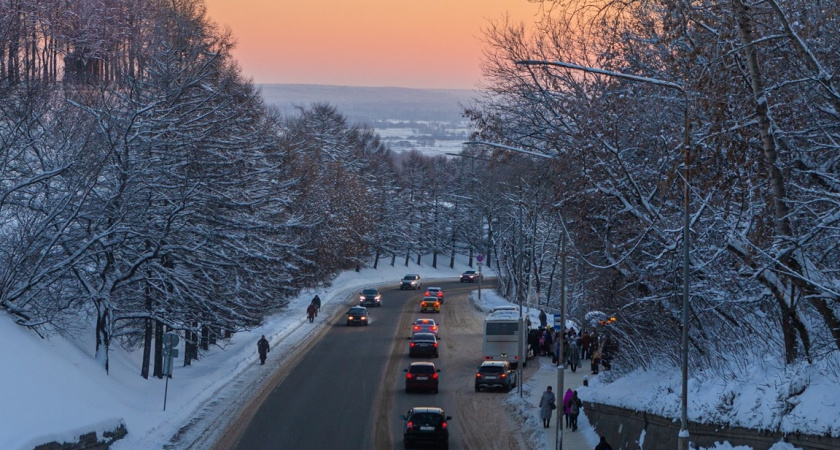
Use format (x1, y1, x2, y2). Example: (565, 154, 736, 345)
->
(220, 278, 530, 450)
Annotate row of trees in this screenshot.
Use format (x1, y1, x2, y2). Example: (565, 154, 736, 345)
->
(461, 0, 840, 379)
(0, 0, 488, 378)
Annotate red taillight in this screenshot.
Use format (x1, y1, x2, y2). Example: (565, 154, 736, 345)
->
(407, 421, 414, 430)
(410, 342, 416, 347)
(430, 326, 438, 331)
(413, 325, 421, 331)
(475, 373, 482, 378)
(500, 373, 507, 378)
(433, 373, 439, 379)
(406, 373, 413, 379)
(433, 342, 438, 347)
(442, 421, 447, 429)
(437, 292, 443, 297)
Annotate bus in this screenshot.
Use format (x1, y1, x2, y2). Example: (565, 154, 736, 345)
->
(482, 310, 525, 368)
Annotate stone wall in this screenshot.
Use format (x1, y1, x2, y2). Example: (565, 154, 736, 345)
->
(585, 401, 840, 450)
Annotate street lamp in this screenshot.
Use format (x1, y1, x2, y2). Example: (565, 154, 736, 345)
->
(479, 58, 692, 449)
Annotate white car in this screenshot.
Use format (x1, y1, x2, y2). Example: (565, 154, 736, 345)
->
(412, 318, 440, 339)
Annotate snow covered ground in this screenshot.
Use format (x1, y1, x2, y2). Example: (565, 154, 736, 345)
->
(1, 255, 834, 449)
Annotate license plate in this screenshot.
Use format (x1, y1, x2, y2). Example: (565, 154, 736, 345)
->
(420, 426, 435, 431)
(417, 376, 428, 380)
(485, 376, 497, 380)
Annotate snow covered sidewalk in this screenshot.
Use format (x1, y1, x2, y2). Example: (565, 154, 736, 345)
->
(526, 356, 598, 449)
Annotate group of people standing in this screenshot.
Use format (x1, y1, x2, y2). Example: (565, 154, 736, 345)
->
(529, 310, 608, 375)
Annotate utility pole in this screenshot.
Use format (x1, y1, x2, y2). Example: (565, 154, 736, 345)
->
(556, 232, 566, 450)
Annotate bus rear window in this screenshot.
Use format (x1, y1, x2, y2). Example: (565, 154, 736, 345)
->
(485, 322, 519, 335)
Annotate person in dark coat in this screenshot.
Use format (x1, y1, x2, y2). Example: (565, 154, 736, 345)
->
(311, 295, 321, 317)
(257, 335, 270, 365)
(569, 391, 583, 431)
(581, 332, 591, 360)
(539, 310, 548, 328)
(538, 386, 556, 428)
(306, 303, 317, 323)
(595, 435, 613, 450)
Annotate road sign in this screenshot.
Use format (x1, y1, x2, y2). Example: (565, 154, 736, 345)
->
(163, 332, 179, 349)
(476, 254, 484, 263)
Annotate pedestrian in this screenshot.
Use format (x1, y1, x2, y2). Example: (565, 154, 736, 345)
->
(552, 337, 560, 365)
(562, 336, 570, 366)
(592, 348, 602, 375)
(563, 388, 574, 428)
(569, 391, 582, 431)
(311, 295, 321, 317)
(581, 332, 591, 360)
(306, 303, 317, 323)
(595, 435, 613, 450)
(539, 310, 547, 328)
(538, 386, 556, 428)
(569, 338, 580, 373)
(257, 335, 270, 365)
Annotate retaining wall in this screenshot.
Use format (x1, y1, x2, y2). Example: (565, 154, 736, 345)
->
(585, 401, 839, 450)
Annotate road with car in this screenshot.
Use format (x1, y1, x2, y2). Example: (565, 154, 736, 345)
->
(222, 277, 531, 449)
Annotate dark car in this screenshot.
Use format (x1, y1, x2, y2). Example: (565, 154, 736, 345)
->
(474, 360, 517, 392)
(400, 407, 451, 449)
(404, 362, 441, 394)
(408, 332, 439, 358)
(359, 288, 382, 307)
(346, 306, 369, 326)
(460, 270, 481, 283)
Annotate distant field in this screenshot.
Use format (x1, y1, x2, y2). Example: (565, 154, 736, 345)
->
(257, 84, 476, 125)
(258, 84, 476, 157)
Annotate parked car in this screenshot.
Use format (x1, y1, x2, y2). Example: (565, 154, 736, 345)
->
(420, 296, 441, 313)
(475, 360, 517, 392)
(346, 306, 369, 326)
(412, 318, 440, 339)
(400, 407, 451, 449)
(400, 274, 421, 290)
(404, 362, 441, 393)
(424, 287, 445, 303)
(460, 270, 482, 282)
(408, 332, 439, 358)
(358, 288, 382, 307)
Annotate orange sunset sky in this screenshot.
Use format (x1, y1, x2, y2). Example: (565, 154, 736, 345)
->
(203, 0, 543, 90)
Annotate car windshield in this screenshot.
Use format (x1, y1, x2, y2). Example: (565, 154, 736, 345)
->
(410, 413, 442, 425)
(403, 275, 416, 280)
(463, 271, 475, 275)
(348, 308, 365, 314)
(362, 289, 378, 295)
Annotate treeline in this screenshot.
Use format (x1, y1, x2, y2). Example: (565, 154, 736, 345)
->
(462, 0, 840, 380)
(0, 0, 488, 378)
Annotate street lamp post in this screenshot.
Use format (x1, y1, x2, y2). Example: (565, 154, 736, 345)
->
(476, 58, 690, 449)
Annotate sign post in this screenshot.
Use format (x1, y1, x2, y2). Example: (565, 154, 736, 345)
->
(476, 254, 484, 301)
(162, 332, 180, 411)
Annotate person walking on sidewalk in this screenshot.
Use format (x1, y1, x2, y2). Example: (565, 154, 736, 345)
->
(562, 388, 574, 428)
(569, 391, 583, 431)
(595, 435, 613, 450)
(538, 386, 556, 428)
(257, 335, 270, 365)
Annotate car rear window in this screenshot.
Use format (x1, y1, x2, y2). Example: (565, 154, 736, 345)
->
(480, 366, 503, 373)
(413, 333, 435, 341)
(410, 365, 435, 374)
(410, 413, 442, 425)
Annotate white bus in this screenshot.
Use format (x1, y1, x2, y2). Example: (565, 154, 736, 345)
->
(482, 310, 525, 368)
